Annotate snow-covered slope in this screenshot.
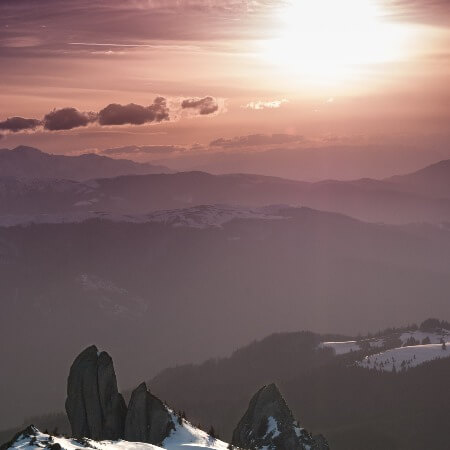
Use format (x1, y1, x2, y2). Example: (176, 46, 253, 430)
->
(4, 421, 230, 450)
(318, 328, 450, 372)
(162, 416, 229, 449)
(319, 339, 384, 355)
(319, 329, 450, 357)
(357, 342, 450, 372)
(399, 329, 449, 345)
(0, 205, 287, 228)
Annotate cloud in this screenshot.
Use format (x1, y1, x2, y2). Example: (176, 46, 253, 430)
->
(102, 145, 184, 155)
(98, 97, 169, 126)
(0, 116, 41, 132)
(1, 95, 220, 135)
(43, 108, 95, 131)
(181, 96, 219, 115)
(243, 99, 289, 110)
(210, 133, 304, 148)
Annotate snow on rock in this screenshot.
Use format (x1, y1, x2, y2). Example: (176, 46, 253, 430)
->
(3, 427, 162, 450)
(263, 417, 281, 439)
(357, 342, 450, 372)
(4, 422, 230, 450)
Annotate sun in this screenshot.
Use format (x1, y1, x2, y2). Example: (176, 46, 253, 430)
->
(260, 0, 413, 85)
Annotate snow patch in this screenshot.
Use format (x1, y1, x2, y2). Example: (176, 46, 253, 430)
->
(263, 417, 280, 439)
(5, 423, 230, 450)
(357, 342, 450, 372)
(163, 414, 229, 449)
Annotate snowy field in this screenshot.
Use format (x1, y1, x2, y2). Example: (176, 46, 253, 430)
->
(319, 329, 450, 358)
(357, 342, 450, 372)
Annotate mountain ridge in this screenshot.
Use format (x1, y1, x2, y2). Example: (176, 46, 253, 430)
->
(0, 146, 172, 181)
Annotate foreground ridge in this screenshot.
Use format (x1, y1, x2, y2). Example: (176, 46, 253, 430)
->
(1, 346, 330, 450)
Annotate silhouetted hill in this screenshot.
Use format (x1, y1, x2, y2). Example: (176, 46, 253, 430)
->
(0, 146, 172, 181)
(388, 159, 450, 198)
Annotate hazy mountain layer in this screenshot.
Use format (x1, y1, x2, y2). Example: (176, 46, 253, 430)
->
(1, 207, 450, 430)
(2, 157, 450, 224)
(0, 146, 171, 181)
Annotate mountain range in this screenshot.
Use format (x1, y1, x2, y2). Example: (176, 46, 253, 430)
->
(2, 148, 450, 224)
(0, 146, 171, 181)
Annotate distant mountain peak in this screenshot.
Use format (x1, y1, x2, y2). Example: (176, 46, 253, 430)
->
(0, 145, 172, 181)
(387, 158, 450, 198)
(11, 146, 45, 155)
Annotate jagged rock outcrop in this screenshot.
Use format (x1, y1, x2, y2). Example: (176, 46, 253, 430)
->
(124, 382, 174, 445)
(312, 434, 330, 450)
(0, 425, 40, 450)
(65, 345, 127, 440)
(232, 383, 329, 450)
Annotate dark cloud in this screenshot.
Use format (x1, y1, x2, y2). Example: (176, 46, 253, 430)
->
(181, 96, 219, 115)
(43, 108, 94, 131)
(0, 116, 41, 132)
(102, 145, 184, 155)
(1, 95, 219, 135)
(98, 97, 169, 126)
(210, 134, 304, 148)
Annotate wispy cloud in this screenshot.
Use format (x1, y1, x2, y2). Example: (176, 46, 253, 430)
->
(102, 145, 185, 156)
(210, 133, 304, 149)
(243, 99, 289, 110)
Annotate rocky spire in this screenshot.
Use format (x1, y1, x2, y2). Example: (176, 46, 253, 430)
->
(124, 382, 174, 446)
(232, 383, 330, 450)
(65, 345, 127, 440)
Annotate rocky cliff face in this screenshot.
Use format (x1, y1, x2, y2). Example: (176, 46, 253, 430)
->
(232, 383, 329, 450)
(65, 348, 329, 449)
(65, 346, 127, 440)
(124, 383, 174, 446)
(65, 347, 174, 445)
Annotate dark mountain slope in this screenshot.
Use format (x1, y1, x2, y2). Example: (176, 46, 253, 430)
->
(147, 332, 450, 450)
(1, 207, 450, 429)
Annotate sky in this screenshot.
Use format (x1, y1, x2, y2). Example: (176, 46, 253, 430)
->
(1, 0, 450, 175)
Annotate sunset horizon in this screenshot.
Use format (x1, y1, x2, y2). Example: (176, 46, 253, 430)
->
(1, 2, 450, 450)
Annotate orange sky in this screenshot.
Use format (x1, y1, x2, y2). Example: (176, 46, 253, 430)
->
(1, 0, 449, 165)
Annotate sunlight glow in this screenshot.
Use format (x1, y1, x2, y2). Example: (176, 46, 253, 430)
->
(261, 0, 415, 85)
